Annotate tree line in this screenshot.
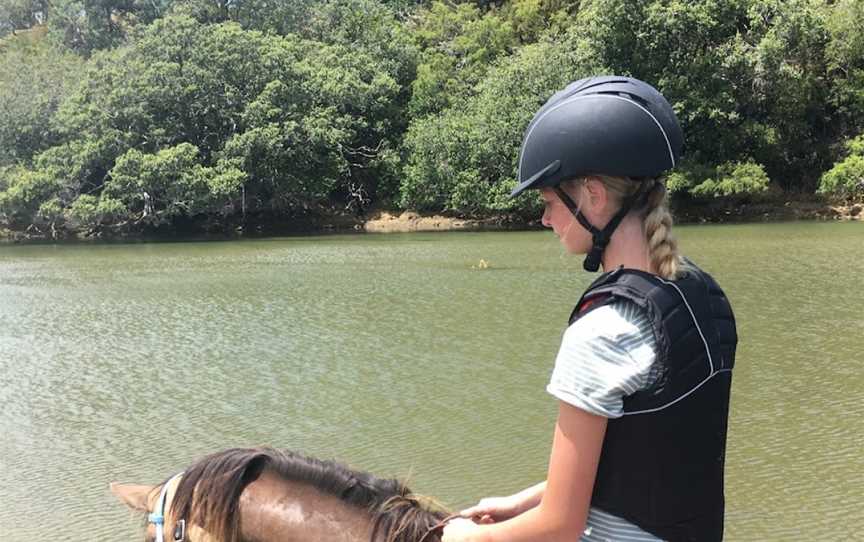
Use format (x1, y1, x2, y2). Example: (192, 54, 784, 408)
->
(1, 0, 862, 237)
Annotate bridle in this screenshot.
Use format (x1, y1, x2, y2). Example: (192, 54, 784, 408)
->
(148, 472, 187, 542)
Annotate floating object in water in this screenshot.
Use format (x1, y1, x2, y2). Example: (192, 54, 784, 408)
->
(471, 259, 490, 270)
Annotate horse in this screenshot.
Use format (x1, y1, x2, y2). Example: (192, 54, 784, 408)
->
(110, 447, 453, 542)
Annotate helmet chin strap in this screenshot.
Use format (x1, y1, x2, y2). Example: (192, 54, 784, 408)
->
(553, 182, 649, 272)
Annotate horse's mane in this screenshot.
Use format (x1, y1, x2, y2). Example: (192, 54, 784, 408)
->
(166, 447, 448, 542)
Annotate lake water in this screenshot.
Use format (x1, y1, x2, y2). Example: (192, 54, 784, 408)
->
(0, 222, 862, 540)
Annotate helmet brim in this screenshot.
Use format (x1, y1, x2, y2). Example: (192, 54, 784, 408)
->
(509, 160, 560, 197)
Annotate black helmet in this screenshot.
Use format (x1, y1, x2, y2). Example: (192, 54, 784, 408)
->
(511, 76, 683, 197)
(512, 76, 683, 272)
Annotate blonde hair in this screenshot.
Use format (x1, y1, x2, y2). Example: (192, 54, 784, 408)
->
(565, 175, 683, 279)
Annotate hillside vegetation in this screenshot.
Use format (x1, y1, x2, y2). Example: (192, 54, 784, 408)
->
(1, 0, 862, 237)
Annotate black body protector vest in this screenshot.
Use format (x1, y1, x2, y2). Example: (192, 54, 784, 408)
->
(569, 263, 737, 541)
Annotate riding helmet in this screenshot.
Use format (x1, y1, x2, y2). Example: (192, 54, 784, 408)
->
(511, 76, 683, 197)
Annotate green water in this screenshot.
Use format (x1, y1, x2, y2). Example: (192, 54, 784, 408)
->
(0, 222, 862, 540)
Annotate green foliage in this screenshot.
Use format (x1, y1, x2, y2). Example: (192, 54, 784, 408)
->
(407, 0, 572, 120)
(819, 135, 864, 201)
(506, 0, 573, 43)
(402, 37, 603, 214)
(0, 31, 83, 166)
(571, 0, 835, 191)
(99, 142, 246, 224)
(825, 0, 864, 135)
(3, 13, 404, 231)
(408, 1, 518, 118)
(689, 161, 771, 199)
(0, 166, 61, 223)
(847, 136, 864, 156)
(747, 0, 833, 188)
(664, 160, 771, 199)
(37, 197, 64, 221)
(172, 0, 418, 91)
(66, 193, 127, 227)
(104, 143, 213, 223)
(42, 0, 167, 54)
(665, 162, 716, 195)
(65, 194, 99, 225)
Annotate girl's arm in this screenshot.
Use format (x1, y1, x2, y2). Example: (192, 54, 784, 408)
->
(443, 401, 607, 542)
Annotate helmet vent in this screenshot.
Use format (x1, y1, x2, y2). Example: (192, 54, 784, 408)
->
(564, 77, 631, 100)
(598, 90, 649, 108)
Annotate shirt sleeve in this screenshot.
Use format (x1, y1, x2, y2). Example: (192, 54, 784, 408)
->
(546, 298, 658, 418)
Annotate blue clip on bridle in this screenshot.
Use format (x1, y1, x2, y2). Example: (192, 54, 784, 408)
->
(148, 472, 186, 542)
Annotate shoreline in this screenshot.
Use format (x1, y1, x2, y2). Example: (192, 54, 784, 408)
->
(1, 200, 860, 243)
(361, 200, 863, 233)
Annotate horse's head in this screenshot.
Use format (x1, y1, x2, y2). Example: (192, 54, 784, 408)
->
(110, 474, 214, 542)
(111, 448, 450, 542)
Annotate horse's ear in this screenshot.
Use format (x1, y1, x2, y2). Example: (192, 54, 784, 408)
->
(110, 482, 155, 512)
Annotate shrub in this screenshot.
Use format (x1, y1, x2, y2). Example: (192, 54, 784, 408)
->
(66, 194, 128, 228)
(689, 161, 771, 199)
(819, 135, 864, 201)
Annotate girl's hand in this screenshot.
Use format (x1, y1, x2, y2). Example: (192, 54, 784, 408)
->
(441, 517, 484, 542)
(460, 495, 524, 524)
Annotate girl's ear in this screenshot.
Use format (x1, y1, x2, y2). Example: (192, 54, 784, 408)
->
(110, 482, 155, 512)
(582, 177, 608, 212)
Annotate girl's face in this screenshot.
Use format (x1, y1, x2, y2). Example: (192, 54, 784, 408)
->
(539, 186, 591, 254)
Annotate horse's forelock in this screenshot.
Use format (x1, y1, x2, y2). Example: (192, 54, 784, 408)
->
(371, 495, 447, 542)
(169, 448, 270, 542)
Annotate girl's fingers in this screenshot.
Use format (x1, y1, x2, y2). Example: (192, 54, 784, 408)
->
(459, 506, 483, 517)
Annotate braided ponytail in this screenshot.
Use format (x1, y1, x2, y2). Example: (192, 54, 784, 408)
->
(641, 180, 682, 280)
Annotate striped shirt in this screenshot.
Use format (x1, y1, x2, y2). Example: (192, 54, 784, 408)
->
(547, 298, 663, 541)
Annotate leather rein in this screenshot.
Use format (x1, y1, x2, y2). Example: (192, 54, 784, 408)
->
(418, 513, 464, 542)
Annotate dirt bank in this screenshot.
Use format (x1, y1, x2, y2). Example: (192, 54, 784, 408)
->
(362, 211, 528, 232)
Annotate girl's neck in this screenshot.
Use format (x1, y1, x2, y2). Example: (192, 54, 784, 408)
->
(599, 214, 653, 274)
